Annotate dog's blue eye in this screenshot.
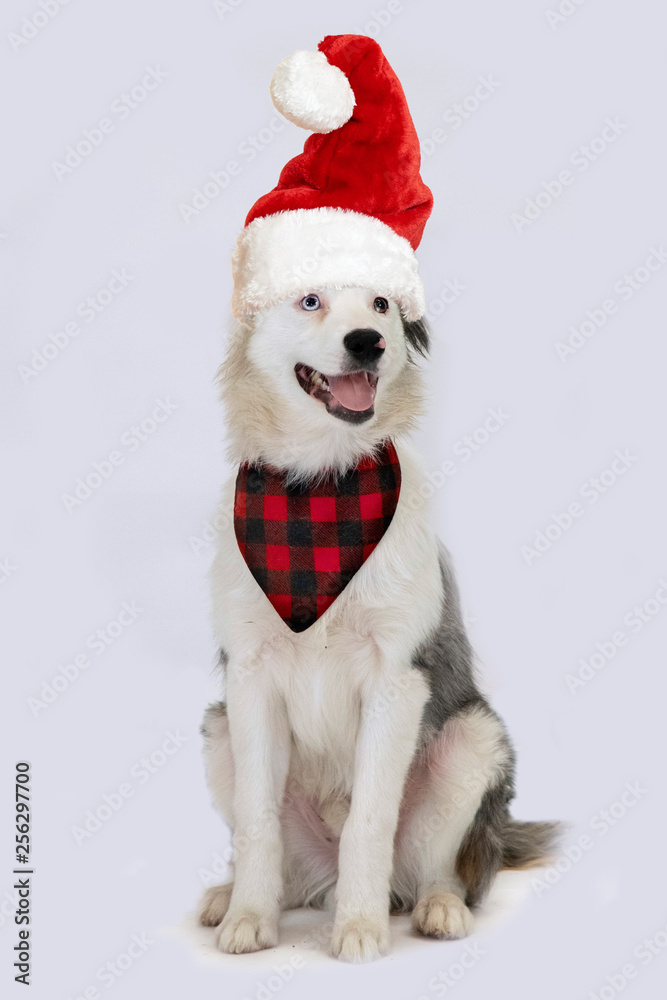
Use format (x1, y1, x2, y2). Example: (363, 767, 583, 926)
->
(300, 294, 321, 311)
(373, 296, 389, 313)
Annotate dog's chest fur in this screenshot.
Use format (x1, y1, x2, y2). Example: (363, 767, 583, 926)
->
(210, 443, 443, 801)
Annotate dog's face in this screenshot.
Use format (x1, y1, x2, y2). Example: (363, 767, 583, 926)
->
(250, 287, 410, 425)
(222, 287, 429, 475)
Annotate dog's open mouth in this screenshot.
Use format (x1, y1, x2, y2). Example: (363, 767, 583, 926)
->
(295, 364, 378, 423)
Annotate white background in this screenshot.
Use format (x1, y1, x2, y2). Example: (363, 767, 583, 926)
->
(2, 1, 667, 998)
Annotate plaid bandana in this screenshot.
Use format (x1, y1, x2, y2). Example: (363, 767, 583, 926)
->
(234, 442, 401, 632)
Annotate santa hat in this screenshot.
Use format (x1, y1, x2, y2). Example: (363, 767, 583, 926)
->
(231, 34, 433, 322)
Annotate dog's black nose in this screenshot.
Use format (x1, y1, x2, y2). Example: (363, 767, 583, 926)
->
(343, 328, 386, 366)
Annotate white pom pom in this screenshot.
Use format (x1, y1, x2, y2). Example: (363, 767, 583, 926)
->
(270, 50, 355, 134)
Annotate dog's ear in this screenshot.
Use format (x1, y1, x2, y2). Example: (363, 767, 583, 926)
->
(401, 316, 430, 357)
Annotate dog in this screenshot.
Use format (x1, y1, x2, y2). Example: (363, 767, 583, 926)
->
(196, 285, 559, 962)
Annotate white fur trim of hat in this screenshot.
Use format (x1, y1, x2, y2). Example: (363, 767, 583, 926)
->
(231, 207, 426, 322)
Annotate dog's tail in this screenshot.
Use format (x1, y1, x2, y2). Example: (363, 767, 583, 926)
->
(501, 818, 563, 871)
(457, 809, 563, 907)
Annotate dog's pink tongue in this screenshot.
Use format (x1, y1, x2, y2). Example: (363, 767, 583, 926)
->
(327, 373, 375, 411)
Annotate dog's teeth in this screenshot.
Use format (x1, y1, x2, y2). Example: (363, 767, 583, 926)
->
(305, 369, 329, 391)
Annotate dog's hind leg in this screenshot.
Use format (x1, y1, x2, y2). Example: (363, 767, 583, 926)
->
(201, 700, 235, 826)
(198, 882, 234, 926)
(197, 702, 236, 927)
(392, 702, 512, 939)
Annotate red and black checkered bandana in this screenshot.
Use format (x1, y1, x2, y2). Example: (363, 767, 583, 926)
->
(234, 442, 401, 632)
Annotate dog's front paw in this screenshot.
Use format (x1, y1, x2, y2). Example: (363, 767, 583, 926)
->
(331, 915, 390, 962)
(198, 883, 233, 927)
(412, 892, 473, 939)
(217, 909, 278, 954)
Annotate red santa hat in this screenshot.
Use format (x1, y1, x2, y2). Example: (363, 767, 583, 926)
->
(231, 34, 433, 322)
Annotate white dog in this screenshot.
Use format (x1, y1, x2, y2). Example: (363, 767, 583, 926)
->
(197, 286, 558, 962)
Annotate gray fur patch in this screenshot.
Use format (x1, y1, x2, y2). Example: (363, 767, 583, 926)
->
(412, 544, 484, 741)
(411, 545, 562, 907)
(457, 785, 562, 906)
(200, 700, 227, 741)
(401, 315, 430, 356)
(455, 780, 512, 907)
